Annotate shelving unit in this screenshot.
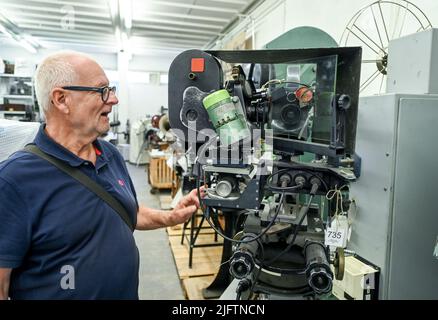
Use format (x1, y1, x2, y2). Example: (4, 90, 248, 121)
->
(0, 111, 25, 114)
(2, 95, 33, 99)
(0, 110, 26, 121)
(0, 73, 29, 78)
(0, 73, 37, 121)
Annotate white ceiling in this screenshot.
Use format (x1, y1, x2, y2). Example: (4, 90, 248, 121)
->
(0, 0, 261, 54)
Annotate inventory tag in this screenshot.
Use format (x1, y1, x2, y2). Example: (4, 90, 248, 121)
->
(325, 216, 349, 248)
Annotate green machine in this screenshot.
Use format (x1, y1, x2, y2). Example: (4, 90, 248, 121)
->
(265, 26, 338, 86)
(265, 26, 339, 150)
(202, 89, 250, 146)
(264, 27, 344, 237)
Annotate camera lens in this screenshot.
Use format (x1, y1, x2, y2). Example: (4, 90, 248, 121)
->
(308, 268, 332, 294)
(280, 104, 301, 126)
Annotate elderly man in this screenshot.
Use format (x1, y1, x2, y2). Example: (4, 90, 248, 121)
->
(0, 51, 201, 299)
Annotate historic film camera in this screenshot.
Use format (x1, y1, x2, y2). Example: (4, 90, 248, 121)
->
(168, 47, 362, 299)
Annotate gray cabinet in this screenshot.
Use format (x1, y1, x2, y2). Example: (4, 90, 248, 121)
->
(349, 93, 438, 299)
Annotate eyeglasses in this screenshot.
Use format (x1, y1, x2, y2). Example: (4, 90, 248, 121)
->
(62, 85, 117, 103)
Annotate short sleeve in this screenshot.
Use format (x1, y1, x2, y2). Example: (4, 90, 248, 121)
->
(126, 171, 138, 209)
(119, 155, 139, 210)
(0, 177, 31, 268)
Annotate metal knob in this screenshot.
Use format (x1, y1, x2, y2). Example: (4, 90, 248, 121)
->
(230, 256, 253, 279)
(216, 179, 233, 198)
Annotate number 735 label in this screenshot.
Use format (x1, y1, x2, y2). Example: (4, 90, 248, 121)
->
(325, 218, 348, 248)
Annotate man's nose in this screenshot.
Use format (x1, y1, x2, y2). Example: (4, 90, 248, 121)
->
(107, 91, 119, 105)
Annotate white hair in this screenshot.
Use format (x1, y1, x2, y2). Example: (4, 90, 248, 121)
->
(34, 50, 92, 117)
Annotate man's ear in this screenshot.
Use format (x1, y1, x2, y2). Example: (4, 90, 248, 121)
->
(51, 88, 70, 114)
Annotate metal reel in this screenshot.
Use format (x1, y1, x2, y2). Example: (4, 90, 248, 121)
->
(333, 247, 345, 281)
(340, 0, 432, 95)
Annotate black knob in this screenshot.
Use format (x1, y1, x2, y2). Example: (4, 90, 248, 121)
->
(337, 94, 351, 110)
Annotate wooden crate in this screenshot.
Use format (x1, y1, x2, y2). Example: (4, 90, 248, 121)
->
(148, 156, 175, 189)
(159, 195, 173, 210)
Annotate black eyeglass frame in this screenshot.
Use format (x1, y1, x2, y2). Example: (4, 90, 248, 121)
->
(61, 85, 117, 103)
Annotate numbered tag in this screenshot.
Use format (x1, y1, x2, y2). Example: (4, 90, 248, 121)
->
(325, 216, 349, 248)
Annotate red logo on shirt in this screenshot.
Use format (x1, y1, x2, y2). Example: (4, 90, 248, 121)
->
(118, 179, 125, 186)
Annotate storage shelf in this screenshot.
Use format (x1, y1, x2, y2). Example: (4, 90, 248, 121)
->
(0, 111, 26, 115)
(2, 95, 33, 99)
(0, 73, 33, 78)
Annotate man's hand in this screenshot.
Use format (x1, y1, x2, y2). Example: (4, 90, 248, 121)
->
(0, 268, 11, 300)
(136, 187, 206, 230)
(168, 187, 205, 226)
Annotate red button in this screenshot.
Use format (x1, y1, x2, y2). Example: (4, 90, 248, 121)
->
(191, 58, 205, 72)
(94, 146, 102, 156)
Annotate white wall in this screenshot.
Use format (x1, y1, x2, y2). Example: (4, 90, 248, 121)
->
(250, 0, 375, 48)
(128, 83, 168, 120)
(217, 0, 438, 95)
(113, 73, 169, 140)
(129, 53, 177, 73)
(121, 54, 175, 137)
(222, 0, 438, 49)
(123, 53, 175, 137)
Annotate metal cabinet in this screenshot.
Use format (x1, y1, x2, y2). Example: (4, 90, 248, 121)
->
(349, 93, 438, 299)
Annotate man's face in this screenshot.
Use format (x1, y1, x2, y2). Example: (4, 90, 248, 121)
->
(65, 57, 118, 137)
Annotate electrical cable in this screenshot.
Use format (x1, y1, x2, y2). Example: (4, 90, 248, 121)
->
(196, 166, 286, 244)
(195, 135, 219, 165)
(234, 210, 247, 233)
(267, 164, 330, 192)
(298, 105, 314, 140)
(261, 79, 311, 90)
(263, 194, 315, 267)
(265, 168, 304, 192)
(210, 211, 225, 234)
(247, 238, 265, 299)
(193, 137, 329, 291)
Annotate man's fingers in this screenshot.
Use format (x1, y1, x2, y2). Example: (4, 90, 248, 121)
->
(178, 188, 206, 210)
(180, 193, 198, 208)
(192, 195, 200, 208)
(191, 187, 206, 199)
(173, 205, 197, 224)
(187, 188, 205, 206)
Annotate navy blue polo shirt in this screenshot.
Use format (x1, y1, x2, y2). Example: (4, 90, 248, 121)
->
(0, 124, 139, 299)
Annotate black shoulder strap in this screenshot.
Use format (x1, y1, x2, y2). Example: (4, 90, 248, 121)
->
(23, 144, 135, 231)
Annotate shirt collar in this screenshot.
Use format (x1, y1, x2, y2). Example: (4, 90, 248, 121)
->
(93, 138, 112, 170)
(34, 124, 111, 168)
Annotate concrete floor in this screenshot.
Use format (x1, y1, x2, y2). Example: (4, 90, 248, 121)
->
(127, 163, 185, 300)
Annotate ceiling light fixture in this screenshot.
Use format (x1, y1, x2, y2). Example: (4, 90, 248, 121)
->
(0, 13, 39, 53)
(123, 0, 132, 30)
(108, 0, 131, 53)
